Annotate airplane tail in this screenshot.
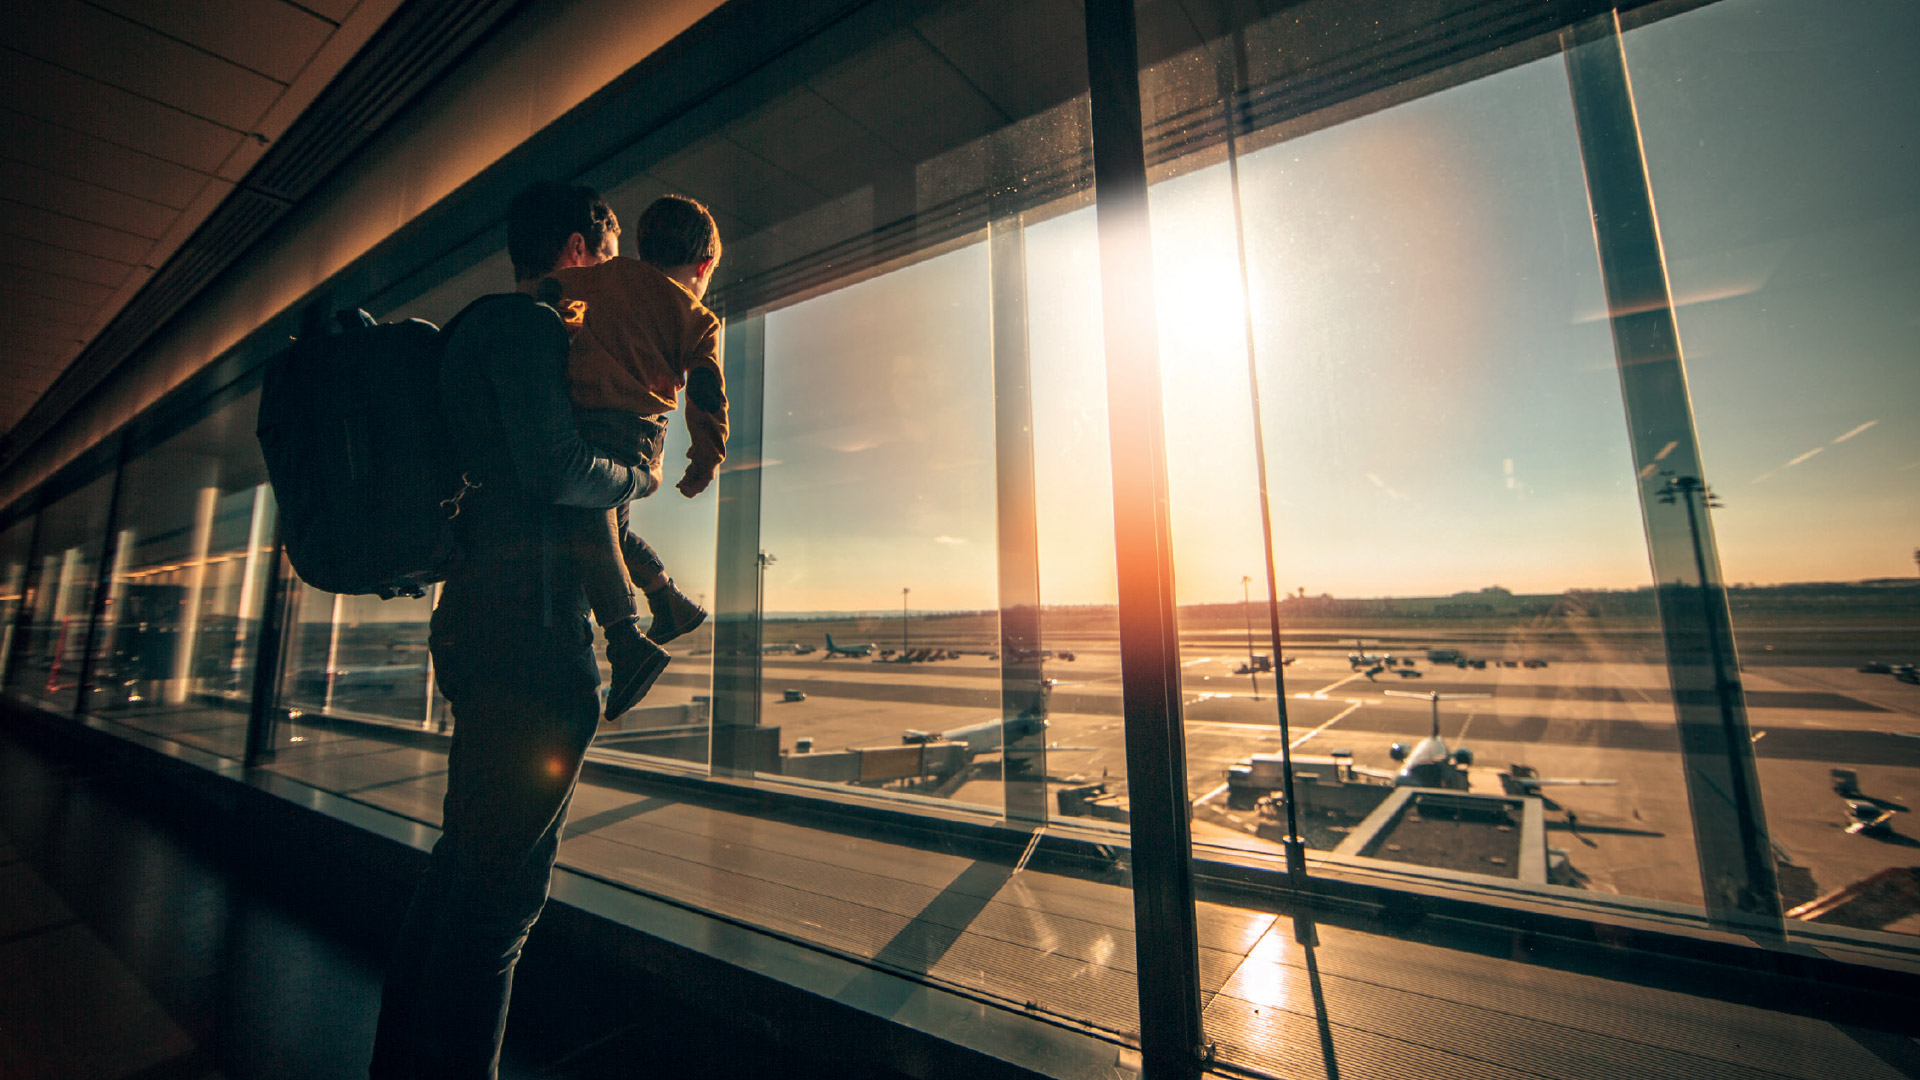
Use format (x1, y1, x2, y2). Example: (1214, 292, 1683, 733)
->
(826, 633, 836, 650)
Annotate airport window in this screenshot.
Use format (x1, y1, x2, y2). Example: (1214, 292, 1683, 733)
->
(278, 581, 435, 731)
(1129, 11, 1719, 953)
(3, 473, 115, 717)
(90, 390, 277, 759)
(556, 0, 1142, 1035)
(1623, 0, 1920, 937)
(0, 516, 35, 689)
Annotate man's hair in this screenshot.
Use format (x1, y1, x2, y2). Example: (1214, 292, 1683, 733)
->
(635, 195, 721, 268)
(506, 181, 619, 281)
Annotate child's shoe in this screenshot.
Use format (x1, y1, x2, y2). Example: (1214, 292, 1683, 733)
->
(604, 618, 670, 721)
(644, 580, 708, 646)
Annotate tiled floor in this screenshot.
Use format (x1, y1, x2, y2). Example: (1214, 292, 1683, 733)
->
(0, 720, 911, 1080)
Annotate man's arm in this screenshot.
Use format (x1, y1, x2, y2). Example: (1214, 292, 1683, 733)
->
(461, 296, 642, 508)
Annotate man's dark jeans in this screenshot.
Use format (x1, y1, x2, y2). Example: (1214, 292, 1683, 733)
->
(368, 603, 601, 1078)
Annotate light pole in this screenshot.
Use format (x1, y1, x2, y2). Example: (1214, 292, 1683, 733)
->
(755, 551, 776, 622)
(1241, 574, 1259, 699)
(901, 587, 910, 653)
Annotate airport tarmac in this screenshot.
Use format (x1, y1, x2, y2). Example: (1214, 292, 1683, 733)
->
(639, 637, 1920, 930)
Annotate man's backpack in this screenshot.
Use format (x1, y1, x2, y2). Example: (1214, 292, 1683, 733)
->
(256, 306, 472, 598)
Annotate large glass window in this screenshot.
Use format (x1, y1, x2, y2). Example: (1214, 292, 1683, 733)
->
(4, 473, 114, 716)
(89, 390, 277, 759)
(279, 585, 434, 730)
(571, 0, 1135, 1044)
(1135, 21, 1701, 915)
(1625, 0, 1920, 937)
(0, 516, 34, 684)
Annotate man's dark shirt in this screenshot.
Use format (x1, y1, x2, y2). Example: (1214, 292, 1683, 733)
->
(438, 292, 642, 632)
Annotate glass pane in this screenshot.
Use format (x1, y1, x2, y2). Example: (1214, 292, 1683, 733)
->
(278, 584, 434, 730)
(1144, 43, 1697, 901)
(587, 403, 717, 768)
(757, 241, 1003, 810)
(90, 390, 276, 760)
(566, 0, 1137, 1048)
(1624, 0, 1920, 938)
(1131, 10, 1717, 1072)
(5, 474, 114, 716)
(0, 516, 34, 681)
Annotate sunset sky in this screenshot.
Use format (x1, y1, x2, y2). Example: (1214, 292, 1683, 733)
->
(623, 0, 1918, 614)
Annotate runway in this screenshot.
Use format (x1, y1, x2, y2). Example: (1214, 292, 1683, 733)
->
(647, 635, 1920, 924)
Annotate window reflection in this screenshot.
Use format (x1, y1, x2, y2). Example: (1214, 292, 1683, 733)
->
(4, 474, 113, 716)
(91, 391, 276, 758)
(280, 585, 434, 729)
(0, 517, 34, 684)
(1135, 31, 1707, 917)
(1626, 0, 1920, 936)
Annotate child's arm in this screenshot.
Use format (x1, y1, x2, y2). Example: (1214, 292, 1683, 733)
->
(678, 314, 728, 497)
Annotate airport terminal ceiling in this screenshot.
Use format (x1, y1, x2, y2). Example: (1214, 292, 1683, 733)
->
(0, 0, 415, 445)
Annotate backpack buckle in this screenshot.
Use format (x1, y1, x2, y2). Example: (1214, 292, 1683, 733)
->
(440, 472, 483, 518)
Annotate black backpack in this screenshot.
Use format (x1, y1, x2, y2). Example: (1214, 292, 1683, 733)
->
(256, 305, 474, 598)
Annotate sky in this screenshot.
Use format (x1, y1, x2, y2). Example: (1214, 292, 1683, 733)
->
(602, 0, 1920, 613)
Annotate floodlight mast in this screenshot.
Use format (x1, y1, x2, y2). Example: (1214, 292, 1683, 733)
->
(1221, 42, 1314, 946)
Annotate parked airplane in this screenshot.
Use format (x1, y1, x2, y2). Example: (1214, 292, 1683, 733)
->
(1347, 638, 1396, 670)
(822, 633, 876, 658)
(901, 714, 1101, 757)
(1381, 689, 1491, 788)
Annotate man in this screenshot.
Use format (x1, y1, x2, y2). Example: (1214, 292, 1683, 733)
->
(368, 181, 645, 1078)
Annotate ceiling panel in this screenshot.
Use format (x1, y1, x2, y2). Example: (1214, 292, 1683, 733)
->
(0, 310, 92, 342)
(300, 0, 363, 24)
(0, 264, 119, 308)
(1, 1, 283, 133)
(0, 0, 405, 458)
(649, 138, 824, 231)
(0, 290, 98, 328)
(0, 160, 175, 239)
(0, 238, 133, 290)
(916, 0, 1089, 121)
(5, 347, 78, 370)
(87, 0, 335, 84)
(0, 112, 211, 211)
(0, 54, 243, 172)
(0, 203, 156, 267)
(808, 32, 1008, 165)
(725, 86, 915, 202)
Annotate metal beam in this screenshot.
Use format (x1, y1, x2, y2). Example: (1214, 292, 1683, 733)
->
(1562, 11, 1781, 933)
(1084, 0, 1204, 1074)
(988, 216, 1048, 825)
(711, 315, 768, 777)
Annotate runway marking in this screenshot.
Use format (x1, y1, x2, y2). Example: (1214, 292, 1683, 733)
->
(1751, 730, 1766, 743)
(1188, 720, 1294, 733)
(1291, 701, 1365, 750)
(1311, 672, 1365, 699)
(1194, 782, 1231, 807)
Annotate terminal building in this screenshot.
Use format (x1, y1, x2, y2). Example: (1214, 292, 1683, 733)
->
(2, 0, 1917, 1077)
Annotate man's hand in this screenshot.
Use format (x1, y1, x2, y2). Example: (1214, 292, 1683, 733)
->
(677, 462, 718, 498)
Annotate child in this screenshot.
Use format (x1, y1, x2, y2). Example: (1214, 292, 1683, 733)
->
(548, 195, 727, 720)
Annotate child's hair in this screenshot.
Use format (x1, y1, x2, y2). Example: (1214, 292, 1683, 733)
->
(507, 180, 619, 281)
(635, 195, 721, 268)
